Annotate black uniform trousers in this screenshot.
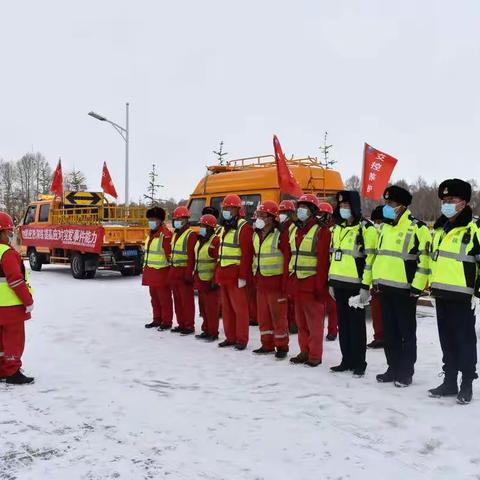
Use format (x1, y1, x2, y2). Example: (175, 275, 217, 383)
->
(379, 290, 417, 380)
(435, 297, 477, 380)
(333, 287, 367, 371)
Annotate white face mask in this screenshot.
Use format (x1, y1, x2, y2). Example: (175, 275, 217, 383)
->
(297, 207, 310, 222)
(255, 218, 266, 230)
(173, 220, 184, 229)
(279, 213, 288, 223)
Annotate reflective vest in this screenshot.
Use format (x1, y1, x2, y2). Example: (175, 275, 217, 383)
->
(372, 209, 431, 291)
(288, 223, 297, 243)
(219, 219, 247, 267)
(171, 228, 193, 268)
(194, 234, 217, 281)
(430, 222, 478, 296)
(329, 220, 377, 287)
(144, 233, 169, 269)
(252, 229, 284, 277)
(289, 224, 320, 279)
(0, 244, 32, 307)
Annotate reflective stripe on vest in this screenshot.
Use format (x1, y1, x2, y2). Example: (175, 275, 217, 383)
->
(328, 223, 365, 285)
(171, 229, 193, 267)
(194, 235, 217, 281)
(0, 244, 31, 307)
(219, 219, 247, 267)
(144, 233, 169, 269)
(430, 222, 477, 295)
(252, 229, 284, 277)
(289, 224, 320, 279)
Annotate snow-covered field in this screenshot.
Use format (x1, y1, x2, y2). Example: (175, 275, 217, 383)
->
(1, 266, 479, 480)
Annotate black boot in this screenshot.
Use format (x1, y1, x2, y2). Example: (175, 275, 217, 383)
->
(290, 352, 308, 364)
(205, 335, 218, 342)
(171, 326, 182, 333)
(180, 328, 194, 335)
(145, 322, 161, 329)
(195, 332, 211, 340)
(352, 367, 366, 378)
(275, 349, 288, 359)
(5, 370, 35, 385)
(376, 369, 395, 383)
(252, 347, 275, 355)
(325, 333, 337, 341)
(428, 373, 458, 398)
(367, 339, 384, 349)
(234, 343, 247, 351)
(158, 324, 172, 331)
(218, 340, 235, 348)
(457, 378, 473, 405)
(330, 363, 351, 373)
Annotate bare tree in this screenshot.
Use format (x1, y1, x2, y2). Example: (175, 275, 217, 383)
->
(143, 163, 164, 205)
(64, 168, 88, 192)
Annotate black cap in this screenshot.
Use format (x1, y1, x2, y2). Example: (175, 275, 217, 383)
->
(146, 206, 166, 221)
(438, 179, 472, 202)
(383, 185, 412, 206)
(202, 206, 219, 219)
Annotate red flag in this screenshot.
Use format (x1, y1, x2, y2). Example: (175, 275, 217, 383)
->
(273, 135, 303, 198)
(101, 162, 118, 198)
(361, 143, 398, 200)
(50, 159, 63, 198)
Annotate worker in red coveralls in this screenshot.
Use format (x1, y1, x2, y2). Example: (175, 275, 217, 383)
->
(288, 194, 331, 367)
(367, 205, 386, 348)
(245, 207, 258, 327)
(169, 206, 197, 335)
(194, 214, 220, 342)
(0, 212, 35, 385)
(216, 194, 254, 350)
(318, 202, 339, 342)
(252, 201, 291, 359)
(278, 200, 298, 334)
(143, 207, 173, 331)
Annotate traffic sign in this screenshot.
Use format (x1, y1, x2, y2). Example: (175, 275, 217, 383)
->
(64, 191, 103, 206)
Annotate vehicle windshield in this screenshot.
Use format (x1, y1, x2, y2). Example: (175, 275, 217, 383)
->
(188, 198, 206, 225)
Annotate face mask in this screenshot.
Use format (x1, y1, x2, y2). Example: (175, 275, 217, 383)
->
(279, 213, 288, 223)
(255, 218, 266, 230)
(441, 202, 458, 219)
(173, 220, 183, 229)
(222, 210, 232, 221)
(199, 226, 207, 237)
(339, 208, 351, 220)
(148, 220, 158, 230)
(297, 207, 309, 222)
(383, 205, 397, 220)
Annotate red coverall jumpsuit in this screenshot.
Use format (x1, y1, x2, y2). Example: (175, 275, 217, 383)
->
(142, 225, 173, 328)
(0, 245, 33, 377)
(289, 217, 331, 363)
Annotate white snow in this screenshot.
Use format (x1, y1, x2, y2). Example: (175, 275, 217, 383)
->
(1, 266, 479, 480)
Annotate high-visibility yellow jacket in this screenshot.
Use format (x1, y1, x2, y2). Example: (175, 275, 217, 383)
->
(171, 228, 194, 268)
(194, 234, 218, 281)
(252, 229, 284, 277)
(219, 219, 247, 267)
(430, 214, 480, 299)
(372, 209, 431, 292)
(289, 223, 320, 279)
(144, 234, 169, 269)
(0, 244, 32, 307)
(329, 219, 378, 289)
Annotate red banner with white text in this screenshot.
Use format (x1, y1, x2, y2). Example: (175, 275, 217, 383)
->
(361, 143, 398, 200)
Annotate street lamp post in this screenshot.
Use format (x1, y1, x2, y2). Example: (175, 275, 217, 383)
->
(88, 102, 130, 206)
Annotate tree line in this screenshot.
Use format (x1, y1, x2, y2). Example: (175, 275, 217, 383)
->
(344, 175, 480, 222)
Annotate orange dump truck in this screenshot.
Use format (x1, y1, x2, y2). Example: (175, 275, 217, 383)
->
(17, 193, 148, 279)
(187, 155, 344, 223)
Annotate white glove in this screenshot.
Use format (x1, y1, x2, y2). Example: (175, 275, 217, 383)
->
(25, 303, 34, 313)
(348, 295, 362, 309)
(471, 297, 480, 317)
(238, 278, 247, 289)
(329, 287, 335, 300)
(359, 288, 371, 306)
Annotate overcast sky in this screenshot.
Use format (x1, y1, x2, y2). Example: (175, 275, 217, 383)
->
(1, 0, 479, 202)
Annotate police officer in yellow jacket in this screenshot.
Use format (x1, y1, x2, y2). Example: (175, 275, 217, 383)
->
(329, 191, 378, 377)
(372, 185, 432, 387)
(428, 179, 479, 404)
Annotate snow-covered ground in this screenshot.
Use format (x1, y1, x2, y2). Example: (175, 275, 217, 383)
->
(1, 266, 479, 480)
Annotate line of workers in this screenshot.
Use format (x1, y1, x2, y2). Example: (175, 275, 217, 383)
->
(141, 178, 479, 405)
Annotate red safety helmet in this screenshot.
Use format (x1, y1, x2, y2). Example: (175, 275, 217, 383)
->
(199, 214, 217, 228)
(279, 200, 296, 212)
(257, 200, 279, 216)
(173, 206, 191, 219)
(222, 194, 242, 208)
(318, 202, 333, 214)
(297, 193, 320, 210)
(0, 212, 14, 230)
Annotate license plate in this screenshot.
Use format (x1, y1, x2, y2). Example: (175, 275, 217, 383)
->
(123, 250, 138, 257)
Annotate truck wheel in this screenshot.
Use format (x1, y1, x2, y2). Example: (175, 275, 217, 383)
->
(85, 270, 96, 279)
(28, 249, 43, 271)
(71, 253, 87, 279)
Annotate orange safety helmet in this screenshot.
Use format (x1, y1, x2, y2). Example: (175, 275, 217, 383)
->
(318, 202, 333, 214)
(173, 206, 191, 219)
(257, 200, 279, 216)
(297, 193, 320, 210)
(0, 212, 14, 230)
(279, 200, 296, 212)
(199, 214, 217, 228)
(222, 194, 242, 208)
